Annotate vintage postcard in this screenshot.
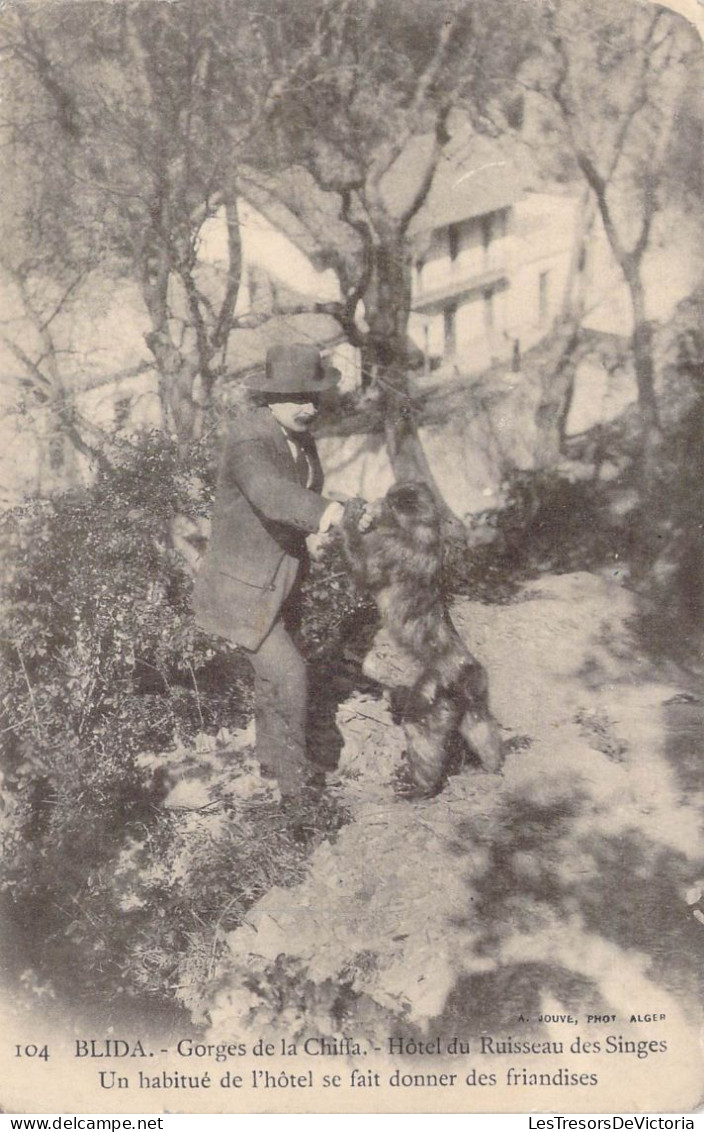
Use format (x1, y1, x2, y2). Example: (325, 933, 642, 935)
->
(0, 0, 702, 1116)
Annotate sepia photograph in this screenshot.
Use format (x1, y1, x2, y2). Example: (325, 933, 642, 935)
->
(0, 0, 702, 1115)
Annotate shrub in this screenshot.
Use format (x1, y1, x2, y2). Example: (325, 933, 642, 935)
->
(444, 468, 625, 603)
(446, 289, 704, 658)
(0, 432, 258, 1006)
(0, 429, 354, 1012)
(297, 536, 377, 662)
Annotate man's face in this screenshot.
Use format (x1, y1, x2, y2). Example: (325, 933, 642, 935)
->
(266, 393, 321, 433)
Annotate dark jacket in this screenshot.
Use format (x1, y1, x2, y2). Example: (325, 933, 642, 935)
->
(192, 407, 329, 650)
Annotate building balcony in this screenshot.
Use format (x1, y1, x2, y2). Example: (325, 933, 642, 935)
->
(412, 267, 509, 313)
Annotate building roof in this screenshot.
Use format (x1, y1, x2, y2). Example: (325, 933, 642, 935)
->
(237, 131, 521, 259)
(238, 165, 360, 272)
(406, 133, 520, 236)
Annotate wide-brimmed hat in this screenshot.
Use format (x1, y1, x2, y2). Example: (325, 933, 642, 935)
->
(244, 344, 341, 394)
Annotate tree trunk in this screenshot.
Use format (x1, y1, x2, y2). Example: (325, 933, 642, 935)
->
(362, 230, 463, 528)
(533, 321, 583, 470)
(623, 266, 661, 484)
(380, 368, 465, 537)
(381, 365, 436, 484)
(628, 274, 660, 431)
(145, 329, 201, 452)
(534, 191, 596, 469)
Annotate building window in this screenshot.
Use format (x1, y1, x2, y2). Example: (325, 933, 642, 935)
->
(247, 265, 258, 304)
(480, 214, 493, 252)
(414, 258, 425, 292)
(443, 303, 457, 357)
(483, 288, 495, 332)
(448, 223, 460, 262)
(539, 270, 550, 325)
(114, 395, 131, 430)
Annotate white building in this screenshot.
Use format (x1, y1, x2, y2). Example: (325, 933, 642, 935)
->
(1, 134, 698, 506)
(406, 137, 583, 377)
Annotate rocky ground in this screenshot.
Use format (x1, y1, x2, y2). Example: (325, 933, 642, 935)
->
(157, 573, 702, 1066)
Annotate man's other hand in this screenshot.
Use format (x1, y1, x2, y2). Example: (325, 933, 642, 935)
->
(318, 500, 345, 534)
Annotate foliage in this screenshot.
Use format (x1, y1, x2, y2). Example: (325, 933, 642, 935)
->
(445, 290, 704, 661)
(632, 295, 704, 649)
(98, 790, 348, 1018)
(444, 468, 624, 603)
(0, 0, 533, 475)
(0, 431, 230, 759)
(0, 427, 356, 1011)
(296, 535, 377, 663)
(0, 431, 254, 1004)
(0, 1, 261, 445)
(242, 0, 534, 497)
(527, 0, 698, 450)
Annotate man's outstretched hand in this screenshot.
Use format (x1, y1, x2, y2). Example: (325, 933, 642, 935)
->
(318, 500, 345, 534)
(307, 496, 373, 559)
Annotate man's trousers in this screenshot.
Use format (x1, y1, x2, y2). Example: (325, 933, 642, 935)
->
(245, 613, 308, 798)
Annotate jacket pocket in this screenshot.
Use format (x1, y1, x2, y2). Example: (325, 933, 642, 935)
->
(216, 554, 285, 593)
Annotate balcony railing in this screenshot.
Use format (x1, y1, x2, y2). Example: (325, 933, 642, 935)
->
(414, 237, 509, 310)
(412, 264, 508, 313)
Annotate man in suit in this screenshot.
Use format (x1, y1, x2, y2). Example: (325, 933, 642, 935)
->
(193, 344, 348, 799)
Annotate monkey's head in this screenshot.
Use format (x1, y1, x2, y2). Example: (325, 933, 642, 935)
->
(382, 481, 441, 539)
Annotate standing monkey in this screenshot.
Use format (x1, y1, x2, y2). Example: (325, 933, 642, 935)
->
(341, 482, 504, 796)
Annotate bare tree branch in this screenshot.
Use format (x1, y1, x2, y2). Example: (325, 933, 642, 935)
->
(0, 334, 52, 397)
(212, 191, 243, 351)
(38, 272, 86, 335)
(366, 13, 459, 202)
(398, 101, 452, 234)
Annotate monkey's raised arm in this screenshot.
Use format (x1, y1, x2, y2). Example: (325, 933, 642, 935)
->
(340, 499, 369, 575)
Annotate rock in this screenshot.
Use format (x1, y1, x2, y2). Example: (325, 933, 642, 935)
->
(163, 777, 213, 811)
